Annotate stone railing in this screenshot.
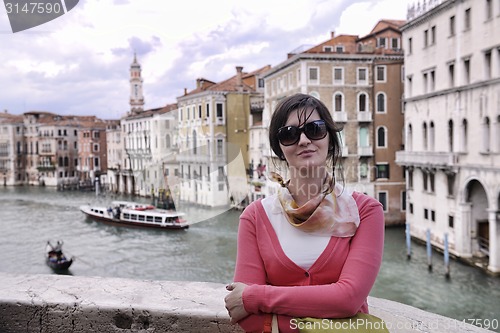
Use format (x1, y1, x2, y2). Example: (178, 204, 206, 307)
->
(0, 272, 493, 332)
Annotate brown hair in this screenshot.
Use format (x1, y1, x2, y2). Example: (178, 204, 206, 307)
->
(269, 93, 343, 170)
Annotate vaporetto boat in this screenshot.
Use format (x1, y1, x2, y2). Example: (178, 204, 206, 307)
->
(80, 201, 189, 230)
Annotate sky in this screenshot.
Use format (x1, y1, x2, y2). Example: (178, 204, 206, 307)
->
(0, 0, 414, 120)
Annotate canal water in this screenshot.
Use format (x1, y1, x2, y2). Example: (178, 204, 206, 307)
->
(1, 186, 499, 331)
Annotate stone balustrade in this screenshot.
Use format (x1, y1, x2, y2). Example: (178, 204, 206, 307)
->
(0, 272, 493, 332)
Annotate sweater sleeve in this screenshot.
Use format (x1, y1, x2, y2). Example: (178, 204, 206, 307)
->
(232, 202, 272, 332)
(242, 196, 385, 319)
(233, 203, 267, 285)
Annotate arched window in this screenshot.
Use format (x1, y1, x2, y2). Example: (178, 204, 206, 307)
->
(423, 122, 428, 150)
(461, 119, 468, 152)
(64, 156, 69, 167)
(377, 127, 387, 147)
(483, 117, 490, 153)
(58, 157, 63, 167)
(359, 161, 368, 180)
(359, 127, 369, 147)
(376, 92, 386, 112)
(448, 120, 454, 152)
(429, 121, 435, 151)
(495, 115, 500, 153)
(358, 92, 368, 112)
(333, 92, 344, 112)
(407, 124, 413, 151)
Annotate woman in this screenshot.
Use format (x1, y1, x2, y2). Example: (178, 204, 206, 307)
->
(225, 93, 385, 333)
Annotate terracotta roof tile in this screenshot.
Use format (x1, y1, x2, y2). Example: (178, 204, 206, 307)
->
(180, 66, 268, 98)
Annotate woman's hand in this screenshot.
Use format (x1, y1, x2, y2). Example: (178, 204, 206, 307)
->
(224, 282, 250, 324)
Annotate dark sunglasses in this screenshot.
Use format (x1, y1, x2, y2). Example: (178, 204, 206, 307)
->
(277, 120, 328, 146)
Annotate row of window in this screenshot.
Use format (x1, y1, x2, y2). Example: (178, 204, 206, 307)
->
(332, 91, 391, 113)
(406, 3, 500, 96)
(269, 65, 394, 96)
(123, 121, 150, 133)
(408, 2, 499, 54)
(38, 156, 101, 168)
(377, 190, 406, 213)
(178, 137, 225, 155)
(122, 213, 167, 224)
(180, 165, 225, 180)
(407, 50, 499, 96)
(407, 204, 455, 229)
(407, 115, 500, 153)
(333, 65, 389, 84)
(179, 103, 224, 121)
(407, 168, 457, 197)
(14, 140, 79, 154)
(126, 136, 150, 151)
(82, 131, 100, 139)
(322, 37, 401, 53)
(38, 129, 79, 137)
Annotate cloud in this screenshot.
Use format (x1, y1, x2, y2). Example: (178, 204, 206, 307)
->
(336, 0, 410, 36)
(0, 0, 411, 117)
(111, 36, 162, 58)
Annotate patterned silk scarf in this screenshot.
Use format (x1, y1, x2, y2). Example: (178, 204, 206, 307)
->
(269, 172, 360, 237)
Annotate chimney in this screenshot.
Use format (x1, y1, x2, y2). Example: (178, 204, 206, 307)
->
(236, 66, 243, 90)
(197, 78, 203, 89)
(184, 88, 187, 95)
(331, 31, 335, 39)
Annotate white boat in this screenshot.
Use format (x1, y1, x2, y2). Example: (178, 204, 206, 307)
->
(80, 201, 189, 230)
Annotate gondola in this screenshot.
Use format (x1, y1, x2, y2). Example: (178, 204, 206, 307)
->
(46, 241, 74, 270)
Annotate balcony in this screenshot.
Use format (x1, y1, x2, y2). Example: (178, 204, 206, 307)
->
(39, 150, 54, 156)
(177, 153, 227, 164)
(37, 165, 56, 172)
(357, 146, 373, 156)
(250, 96, 264, 113)
(341, 146, 349, 157)
(395, 151, 459, 170)
(357, 111, 372, 122)
(332, 111, 348, 123)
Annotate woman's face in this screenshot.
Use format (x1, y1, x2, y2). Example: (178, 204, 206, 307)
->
(279, 108, 330, 172)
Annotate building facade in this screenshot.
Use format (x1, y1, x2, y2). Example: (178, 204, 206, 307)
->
(147, 103, 179, 205)
(0, 111, 108, 188)
(261, 22, 406, 225)
(77, 118, 108, 187)
(396, 0, 500, 273)
(105, 120, 122, 193)
(113, 56, 181, 198)
(176, 66, 267, 207)
(0, 112, 25, 186)
(26, 112, 81, 187)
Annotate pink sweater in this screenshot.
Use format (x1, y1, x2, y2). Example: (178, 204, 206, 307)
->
(233, 192, 384, 333)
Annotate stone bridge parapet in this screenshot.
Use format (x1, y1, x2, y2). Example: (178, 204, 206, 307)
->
(0, 272, 493, 332)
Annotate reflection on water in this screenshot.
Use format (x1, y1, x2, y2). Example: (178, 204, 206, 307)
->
(0, 186, 499, 331)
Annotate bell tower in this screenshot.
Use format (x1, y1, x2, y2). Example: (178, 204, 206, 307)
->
(130, 53, 145, 113)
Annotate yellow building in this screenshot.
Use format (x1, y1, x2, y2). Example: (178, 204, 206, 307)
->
(176, 66, 268, 207)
